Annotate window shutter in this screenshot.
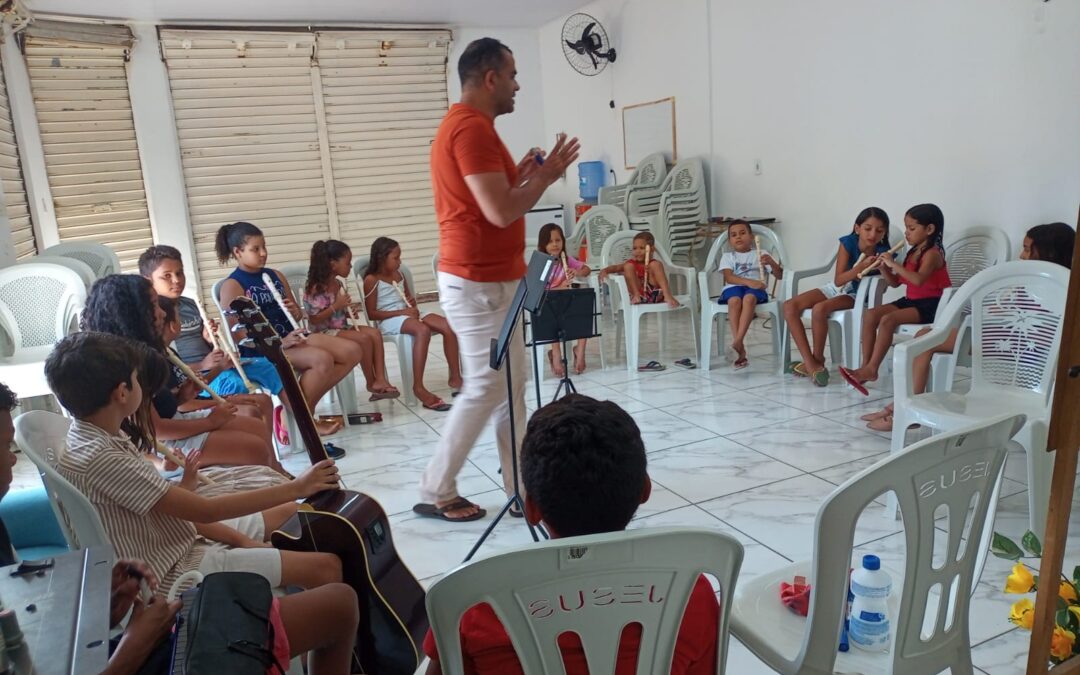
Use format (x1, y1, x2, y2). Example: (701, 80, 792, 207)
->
(0, 52, 35, 259)
(23, 21, 152, 271)
(159, 30, 331, 307)
(315, 31, 449, 293)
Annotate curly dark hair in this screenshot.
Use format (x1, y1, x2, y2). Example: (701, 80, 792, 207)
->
(0, 381, 16, 412)
(521, 394, 647, 537)
(45, 332, 140, 419)
(364, 236, 399, 278)
(137, 244, 183, 278)
(122, 342, 170, 452)
(82, 274, 164, 351)
(306, 239, 352, 296)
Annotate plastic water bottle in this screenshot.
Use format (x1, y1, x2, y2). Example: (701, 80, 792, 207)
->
(848, 554, 892, 651)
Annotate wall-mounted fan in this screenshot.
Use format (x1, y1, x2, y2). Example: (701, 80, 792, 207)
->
(561, 13, 616, 76)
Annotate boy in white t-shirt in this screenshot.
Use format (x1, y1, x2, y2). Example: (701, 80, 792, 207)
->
(718, 220, 783, 369)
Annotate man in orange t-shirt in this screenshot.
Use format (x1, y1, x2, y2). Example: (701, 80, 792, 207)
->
(417, 38, 579, 522)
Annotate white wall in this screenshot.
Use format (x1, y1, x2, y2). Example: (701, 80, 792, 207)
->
(538, 0, 713, 212)
(537, 0, 1080, 267)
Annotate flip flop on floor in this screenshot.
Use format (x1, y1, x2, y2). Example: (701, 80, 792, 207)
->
(811, 368, 830, 387)
(838, 366, 870, 396)
(674, 358, 697, 369)
(369, 389, 401, 402)
(637, 360, 666, 372)
(784, 361, 808, 377)
(413, 498, 486, 522)
(733, 357, 749, 370)
(423, 399, 452, 412)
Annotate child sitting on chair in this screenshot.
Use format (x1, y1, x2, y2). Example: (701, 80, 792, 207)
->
(717, 220, 783, 370)
(538, 222, 592, 376)
(598, 231, 679, 308)
(361, 236, 463, 412)
(421, 394, 719, 675)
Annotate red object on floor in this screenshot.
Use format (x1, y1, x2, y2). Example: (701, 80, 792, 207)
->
(780, 575, 811, 616)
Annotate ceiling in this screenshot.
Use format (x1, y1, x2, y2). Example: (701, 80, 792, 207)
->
(25, 0, 588, 28)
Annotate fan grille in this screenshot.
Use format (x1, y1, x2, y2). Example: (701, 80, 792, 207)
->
(561, 13, 614, 77)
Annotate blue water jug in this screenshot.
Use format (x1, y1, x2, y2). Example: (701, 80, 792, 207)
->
(578, 161, 605, 201)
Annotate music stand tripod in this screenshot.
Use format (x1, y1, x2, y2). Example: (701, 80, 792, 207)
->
(463, 252, 555, 562)
(529, 286, 599, 404)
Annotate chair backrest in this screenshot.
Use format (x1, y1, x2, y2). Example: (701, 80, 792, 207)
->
(600, 230, 642, 270)
(700, 225, 786, 299)
(13, 411, 113, 552)
(579, 205, 629, 267)
(0, 263, 86, 359)
(794, 414, 1023, 675)
(657, 158, 703, 195)
(598, 153, 668, 209)
(209, 278, 241, 352)
(427, 527, 743, 675)
(944, 226, 1011, 290)
(930, 260, 1068, 400)
(276, 262, 309, 303)
(21, 256, 96, 291)
(40, 242, 121, 278)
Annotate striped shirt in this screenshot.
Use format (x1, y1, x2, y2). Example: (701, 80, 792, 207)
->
(60, 419, 209, 590)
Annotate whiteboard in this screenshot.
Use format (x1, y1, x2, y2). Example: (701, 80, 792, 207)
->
(622, 97, 676, 170)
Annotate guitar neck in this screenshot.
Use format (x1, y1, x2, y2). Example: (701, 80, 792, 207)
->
(270, 356, 328, 465)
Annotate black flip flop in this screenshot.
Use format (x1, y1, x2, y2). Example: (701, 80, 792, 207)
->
(324, 443, 346, 459)
(412, 498, 486, 522)
(674, 358, 697, 369)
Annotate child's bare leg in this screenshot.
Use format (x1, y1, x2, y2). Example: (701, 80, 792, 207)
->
(726, 296, 744, 360)
(912, 326, 959, 394)
(852, 307, 922, 380)
(809, 295, 855, 370)
(261, 502, 300, 534)
(199, 427, 276, 469)
(278, 583, 359, 675)
(227, 394, 274, 444)
(735, 294, 758, 351)
(279, 550, 343, 589)
(549, 341, 565, 377)
(400, 318, 441, 406)
(286, 343, 352, 434)
(423, 314, 463, 389)
(858, 305, 892, 369)
(623, 261, 641, 302)
(573, 338, 587, 374)
(651, 261, 679, 307)
(359, 326, 395, 392)
(783, 289, 825, 369)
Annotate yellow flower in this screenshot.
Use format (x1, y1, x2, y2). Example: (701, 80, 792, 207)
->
(1005, 563, 1036, 594)
(1050, 626, 1076, 662)
(1061, 580, 1080, 603)
(1009, 598, 1035, 630)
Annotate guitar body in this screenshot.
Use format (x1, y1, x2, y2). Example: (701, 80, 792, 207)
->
(229, 297, 428, 675)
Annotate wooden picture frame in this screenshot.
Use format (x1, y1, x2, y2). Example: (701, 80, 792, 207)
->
(622, 96, 676, 170)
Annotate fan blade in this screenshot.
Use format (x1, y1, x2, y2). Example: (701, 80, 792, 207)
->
(565, 38, 587, 55)
(581, 22, 597, 40)
(588, 51, 598, 69)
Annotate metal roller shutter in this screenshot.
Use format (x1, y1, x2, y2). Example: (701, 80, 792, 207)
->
(22, 21, 151, 271)
(316, 31, 448, 293)
(159, 30, 332, 307)
(0, 52, 35, 260)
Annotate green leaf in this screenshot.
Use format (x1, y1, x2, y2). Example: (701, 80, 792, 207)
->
(1034, 574, 1041, 591)
(1058, 595, 1069, 612)
(1058, 608, 1071, 628)
(1072, 565, 1080, 587)
(1021, 530, 1043, 557)
(991, 532, 1024, 560)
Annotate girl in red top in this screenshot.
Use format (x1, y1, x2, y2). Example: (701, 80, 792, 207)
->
(840, 203, 951, 394)
(597, 232, 679, 308)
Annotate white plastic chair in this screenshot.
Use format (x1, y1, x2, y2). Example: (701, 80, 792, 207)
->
(649, 159, 708, 267)
(891, 260, 1068, 538)
(40, 241, 120, 278)
(13, 411, 111, 552)
(211, 276, 356, 454)
(20, 255, 96, 291)
(698, 224, 787, 372)
(778, 226, 907, 372)
(598, 151, 668, 215)
(427, 527, 743, 675)
(351, 255, 417, 406)
(0, 263, 87, 400)
(572, 205, 628, 368)
(601, 231, 697, 373)
(732, 413, 1024, 675)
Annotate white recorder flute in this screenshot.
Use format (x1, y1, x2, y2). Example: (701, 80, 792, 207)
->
(336, 276, 362, 330)
(857, 240, 906, 278)
(754, 234, 767, 286)
(391, 278, 411, 307)
(642, 244, 651, 292)
(155, 441, 214, 485)
(166, 351, 227, 405)
(261, 272, 302, 331)
(195, 299, 256, 393)
(560, 251, 570, 284)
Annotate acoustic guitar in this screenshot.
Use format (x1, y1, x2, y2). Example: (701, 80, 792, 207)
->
(229, 296, 427, 675)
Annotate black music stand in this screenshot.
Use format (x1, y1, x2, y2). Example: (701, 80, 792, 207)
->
(463, 252, 555, 562)
(529, 287, 599, 403)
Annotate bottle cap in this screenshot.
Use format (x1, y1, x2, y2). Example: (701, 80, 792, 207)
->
(862, 554, 881, 571)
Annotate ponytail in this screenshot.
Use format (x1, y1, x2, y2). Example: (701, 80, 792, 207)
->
(306, 239, 352, 295)
(215, 221, 263, 265)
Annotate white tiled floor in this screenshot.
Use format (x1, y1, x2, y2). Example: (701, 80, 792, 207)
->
(11, 306, 1077, 674)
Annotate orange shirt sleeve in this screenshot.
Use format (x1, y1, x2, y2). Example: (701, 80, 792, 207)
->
(452, 115, 509, 177)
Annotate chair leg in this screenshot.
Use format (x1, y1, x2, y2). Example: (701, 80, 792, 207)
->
(626, 311, 640, 373)
(658, 312, 668, 352)
(829, 321, 845, 369)
(397, 336, 416, 406)
(929, 353, 951, 393)
(700, 313, 713, 372)
(769, 307, 783, 374)
(1020, 420, 1053, 541)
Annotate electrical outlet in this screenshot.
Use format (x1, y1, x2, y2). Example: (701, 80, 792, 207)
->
(754, 159, 763, 175)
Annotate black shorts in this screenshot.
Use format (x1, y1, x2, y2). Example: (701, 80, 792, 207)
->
(890, 296, 941, 324)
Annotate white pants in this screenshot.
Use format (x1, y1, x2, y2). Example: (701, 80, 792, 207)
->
(419, 272, 527, 504)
